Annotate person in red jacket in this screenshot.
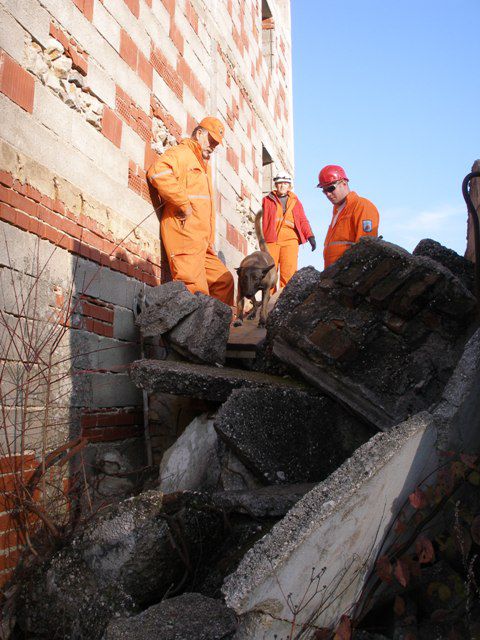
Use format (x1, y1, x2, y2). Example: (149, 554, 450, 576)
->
(318, 165, 379, 268)
(262, 172, 316, 289)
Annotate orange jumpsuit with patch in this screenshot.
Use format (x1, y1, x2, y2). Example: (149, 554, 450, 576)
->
(323, 191, 379, 268)
(266, 195, 300, 289)
(147, 138, 234, 306)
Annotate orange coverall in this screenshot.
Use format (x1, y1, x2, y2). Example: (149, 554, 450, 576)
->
(323, 191, 379, 268)
(266, 195, 301, 289)
(147, 138, 234, 306)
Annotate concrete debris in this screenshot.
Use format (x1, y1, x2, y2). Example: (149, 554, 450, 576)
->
(102, 593, 237, 640)
(217, 441, 262, 491)
(165, 293, 232, 365)
(273, 238, 476, 430)
(256, 266, 323, 373)
(211, 484, 315, 518)
(413, 238, 475, 294)
(158, 414, 220, 492)
(15, 492, 226, 640)
(130, 358, 315, 401)
(222, 412, 437, 636)
(214, 387, 375, 484)
(136, 281, 200, 337)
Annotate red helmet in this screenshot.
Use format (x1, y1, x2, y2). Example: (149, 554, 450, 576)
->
(317, 165, 349, 188)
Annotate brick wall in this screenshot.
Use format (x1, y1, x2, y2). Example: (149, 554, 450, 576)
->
(0, 0, 293, 585)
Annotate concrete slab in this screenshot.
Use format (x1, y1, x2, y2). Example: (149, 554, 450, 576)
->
(273, 238, 476, 430)
(433, 327, 480, 452)
(130, 359, 316, 402)
(214, 387, 375, 484)
(166, 293, 232, 365)
(211, 484, 316, 518)
(158, 414, 220, 493)
(136, 281, 200, 337)
(222, 412, 437, 637)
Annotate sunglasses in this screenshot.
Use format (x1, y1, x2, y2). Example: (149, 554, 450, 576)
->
(322, 181, 341, 194)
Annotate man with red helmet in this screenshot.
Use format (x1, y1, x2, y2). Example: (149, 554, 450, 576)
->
(262, 171, 316, 289)
(318, 165, 379, 268)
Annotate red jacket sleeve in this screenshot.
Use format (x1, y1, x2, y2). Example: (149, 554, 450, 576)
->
(296, 200, 313, 241)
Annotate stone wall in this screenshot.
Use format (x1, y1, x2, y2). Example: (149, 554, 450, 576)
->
(0, 0, 293, 586)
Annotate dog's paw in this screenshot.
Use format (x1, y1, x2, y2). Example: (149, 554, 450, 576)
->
(233, 319, 243, 327)
(258, 318, 266, 328)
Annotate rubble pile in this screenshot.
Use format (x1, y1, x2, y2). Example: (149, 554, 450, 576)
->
(271, 238, 476, 429)
(8, 238, 479, 640)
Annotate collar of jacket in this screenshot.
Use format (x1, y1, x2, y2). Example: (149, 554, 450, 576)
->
(181, 138, 208, 169)
(267, 190, 297, 204)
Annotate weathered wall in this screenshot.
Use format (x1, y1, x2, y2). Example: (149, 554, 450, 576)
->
(0, 0, 293, 586)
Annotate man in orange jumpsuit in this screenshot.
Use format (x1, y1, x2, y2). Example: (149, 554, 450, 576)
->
(262, 172, 316, 289)
(318, 165, 379, 268)
(147, 116, 234, 306)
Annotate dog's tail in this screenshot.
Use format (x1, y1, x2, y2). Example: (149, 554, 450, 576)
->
(255, 209, 269, 253)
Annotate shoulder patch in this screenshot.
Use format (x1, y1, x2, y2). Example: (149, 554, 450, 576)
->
(362, 219, 373, 232)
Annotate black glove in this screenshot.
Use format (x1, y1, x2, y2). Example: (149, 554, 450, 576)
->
(308, 236, 317, 251)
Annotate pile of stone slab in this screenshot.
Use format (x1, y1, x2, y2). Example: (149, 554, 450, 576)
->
(10, 238, 480, 640)
(267, 237, 477, 430)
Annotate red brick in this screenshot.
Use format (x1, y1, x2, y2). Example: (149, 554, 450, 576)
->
(161, 0, 175, 16)
(144, 145, 160, 171)
(151, 47, 182, 99)
(186, 1, 198, 33)
(102, 107, 122, 148)
(124, 0, 140, 18)
(137, 51, 153, 89)
(0, 548, 21, 572)
(169, 19, 184, 54)
(82, 301, 113, 323)
(0, 171, 13, 188)
(226, 147, 239, 173)
(0, 52, 35, 113)
(120, 29, 138, 71)
(83, 0, 94, 20)
(82, 425, 142, 442)
(68, 47, 88, 76)
(0, 569, 15, 588)
(0, 455, 36, 475)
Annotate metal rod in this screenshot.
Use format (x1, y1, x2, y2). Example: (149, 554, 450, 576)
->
(462, 171, 480, 314)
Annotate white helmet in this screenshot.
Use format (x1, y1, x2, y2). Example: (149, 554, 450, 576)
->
(273, 171, 292, 184)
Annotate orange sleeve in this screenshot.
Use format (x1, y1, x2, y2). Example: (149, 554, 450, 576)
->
(353, 199, 379, 242)
(147, 147, 190, 212)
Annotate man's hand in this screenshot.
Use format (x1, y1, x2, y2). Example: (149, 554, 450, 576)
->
(308, 236, 317, 251)
(176, 203, 193, 220)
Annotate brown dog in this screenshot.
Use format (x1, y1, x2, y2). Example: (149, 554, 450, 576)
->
(234, 210, 277, 327)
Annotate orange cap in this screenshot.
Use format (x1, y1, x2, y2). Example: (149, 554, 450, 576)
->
(198, 116, 225, 145)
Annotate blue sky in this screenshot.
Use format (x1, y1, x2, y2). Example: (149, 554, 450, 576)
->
(291, 0, 480, 270)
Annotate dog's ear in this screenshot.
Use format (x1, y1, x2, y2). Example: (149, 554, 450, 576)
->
(262, 264, 275, 275)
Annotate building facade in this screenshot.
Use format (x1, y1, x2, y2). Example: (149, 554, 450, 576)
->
(0, 0, 294, 586)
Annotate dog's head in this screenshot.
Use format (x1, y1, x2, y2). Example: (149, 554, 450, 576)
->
(236, 264, 275, 297)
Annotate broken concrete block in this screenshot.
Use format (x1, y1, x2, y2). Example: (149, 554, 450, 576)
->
(413, 238, 475, 294)
(256, 266, 323, 374)
(211, 484, 315, 518)
(14, 492, 226, 640)
(165, 293, 232, 365)
(273, 238, 476, 430)
(222, 412, 437, 637)
(135, 281, 200, 337)
(103, 593, 237, 639)
(158, 413, 220, 492)
(433, 327, 480, 452)
(217, 441, 262, 491)
(214, 387, 375, 484)
(130, 359, 315, 402)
